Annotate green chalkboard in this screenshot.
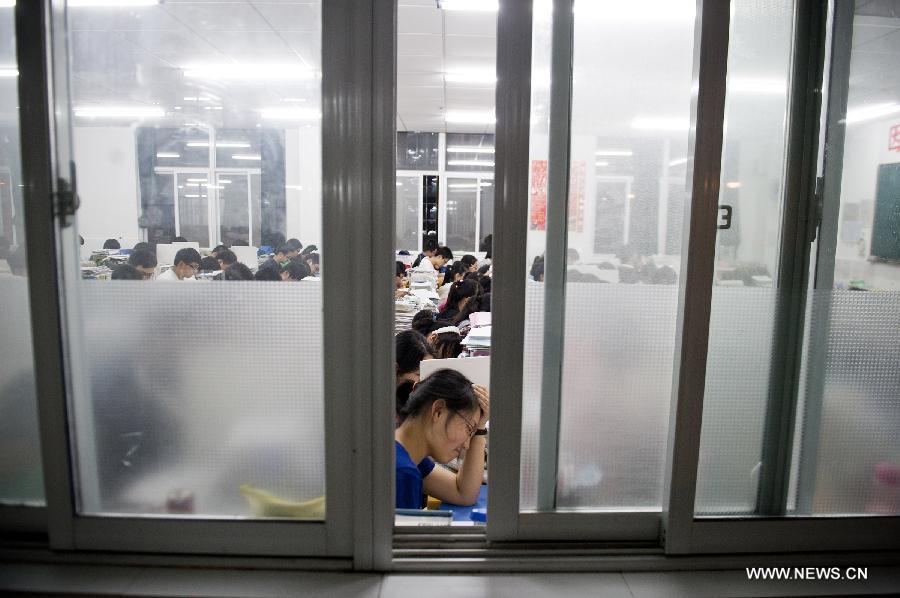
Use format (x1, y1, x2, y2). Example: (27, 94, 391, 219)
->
(871, 163, 900, 263)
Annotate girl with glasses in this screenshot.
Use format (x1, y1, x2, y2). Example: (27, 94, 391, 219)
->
(394, 369, 489, 509)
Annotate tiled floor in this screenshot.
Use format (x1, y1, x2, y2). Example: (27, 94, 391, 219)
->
(1, 563, 899, 597)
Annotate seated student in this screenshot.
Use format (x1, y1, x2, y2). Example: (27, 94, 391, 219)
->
(127, 249, 157, 280)
(428, 326, 464, 359)
(210, 244, 229, 258)
(299, 244, 318, 257)
(156, 247, 201, 281)
(395, 369, 489, 509)
(437, 279, 482, 324)
(411, 309, 441, 337)
(477, 234, 492, 269)
(529, 255, 545, 282)
(304, 252, 320, 276)
(396, 330, 433, 389)
(132, 241, 151, 253)
(198, 256, 220, 273)
(258, 243, 295, 275)
(437, 261, 467, 304)
(414, 246, 452, 273)
(111, 264, 142, 280)
(459, 254, 478, 274)
(254, 266, 281, 281)
(102, 238, 121, 250)
(281, 259, 310, 281)
(286, 238, 303, 254)
(216, 249, 238, 271)
(223, 262, 254, 280)
(395, 260, 408, 292)
(411, 236, 438, 268)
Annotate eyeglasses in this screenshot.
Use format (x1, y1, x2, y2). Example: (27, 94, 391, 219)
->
(189, 263, 200, 272)
(453, 411, 478, 438)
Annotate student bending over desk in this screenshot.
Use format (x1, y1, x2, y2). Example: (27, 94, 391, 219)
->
(395, 369, 488, 509)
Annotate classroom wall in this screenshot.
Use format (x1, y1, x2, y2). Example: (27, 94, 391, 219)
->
(834, 115, 900, 290)
(72, 126, 142, 253)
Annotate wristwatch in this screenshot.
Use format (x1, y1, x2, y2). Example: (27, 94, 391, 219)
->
(474, 428, 488, 436)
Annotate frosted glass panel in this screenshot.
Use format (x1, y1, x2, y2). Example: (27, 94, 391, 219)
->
(0, 279, 44, 505)
(0, 1, 44, 506)
(74, 282, 324, 518)
(797, 290, 900, 515)
(695, 289, 777, 514)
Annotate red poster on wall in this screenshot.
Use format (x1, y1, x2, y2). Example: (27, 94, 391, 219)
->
(529, 159, 585, 232)
(889, 124, 900, 152)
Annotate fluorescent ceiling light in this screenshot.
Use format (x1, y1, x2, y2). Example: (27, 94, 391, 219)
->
(286, 184, 304, 190)
(448, 183, 479, 189)
(218, 179, 232, 184)
(632, 117, 690, 131)
(444, 71, 496, 85)
(595, 161, 609, 167)
(447, 146, 495, 154)
(445, 110, 495, 125)
(216, 141, 250, 148)
(729, 77, 786, 95)
(74, 105, 164, 119)
(183, 63, 318, 82)
(595, 150, 632, 156)
(232, 154, 262, 161)
(669, 157, 690, 166)
(438, 0, 498, 11)
(68, 0, 159, 6)
(447, 160, 494, 167)
(205, 184, 224, 189)
(186, 141, 210, 147)
(186, 178, 206, 182)
(259, 107, 322, 121)
(843, 102, 900, 125)
(184, 194, 201, 198)
(155, 152, 180, 159)
(725, 181, 742, 189)
(0, 68, 18, 78)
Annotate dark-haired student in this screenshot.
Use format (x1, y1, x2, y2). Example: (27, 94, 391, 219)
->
(258, 244, 294, 276)
(281, 259, 310, 281)
(411, 236, 439, 268)
(254, 266, 281, 281)
(102, 238, 121, 250)
(395, 369, 489, 508)
(111, 264, 143, 280)
(156, 248, 201, 281)
(223, 263, 254, 281)
(304, 252, 320, 276)
(128, 249, 157, 280)
(198, 256, 220, 273)
(216, 249, 238, 271)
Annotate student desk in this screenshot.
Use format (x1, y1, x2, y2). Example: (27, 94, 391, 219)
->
(439, 484, 487, 523)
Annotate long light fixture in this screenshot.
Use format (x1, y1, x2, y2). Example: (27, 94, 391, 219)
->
(595, 161, 609, 167)
(447, 146, 495, 154)
(259, 107, 322, 121)
(183, 63, 318, 82)
(669, 157, 690, 167)
(595, 150, 632, 156)
(631, 117, 690, 131)
(843, 102, 900, 125)
(447, 182, 494, 189)
(185, 141, 251, 148)
(68, 0, 159, 6)
(447, 160, 494, 167)
(438, 0, 498, 11)
(445, 110, 495, 125)
(156, 152, 180, 159)
(74, 106, 164, 119)
(232, 154, 262, 161)
(444, 71, 496, 85)
(0, 67, 18, 78)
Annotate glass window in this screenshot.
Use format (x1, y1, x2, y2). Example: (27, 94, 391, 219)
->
(67, 0, 324, 518)
(445, 133, 494, 174)
(521, 0, 697, 510)
(479, 179, 494, 242)
(791, 2, 900, 517)
(396, 175, 420, 252)
(445, 178, 478, 253)
(396, 132, 439, 171)
(0, 1, 43, 506)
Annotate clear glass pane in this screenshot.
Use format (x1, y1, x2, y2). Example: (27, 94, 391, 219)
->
(791, 2, 900, 516)
(694, 0, 795, 515)
(0, 2, 44, 506)
(67, 0, 324, 518)
(445, 178, 477, 253)
(219, 173, 249, 247)
(176, 173, 210, 247)
(445, 133, 495, 173)
(479, 179, 494, 242)
(396, 175, 420, 252)
(396, 132, 439, 171)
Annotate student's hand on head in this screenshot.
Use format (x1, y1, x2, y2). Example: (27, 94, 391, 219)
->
(473, 384, 489, 428)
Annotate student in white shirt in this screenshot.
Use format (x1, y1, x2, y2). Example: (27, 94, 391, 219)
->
(156, 247, 201, 282)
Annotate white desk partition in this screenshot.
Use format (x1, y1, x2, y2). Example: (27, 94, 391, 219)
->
(231, 246, 259, 270)
(419, 355, 490, 391)
(155, 242, 200, 266)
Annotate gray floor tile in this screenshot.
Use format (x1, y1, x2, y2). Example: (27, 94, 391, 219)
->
(380, 573, 632, 598)
(125, 568, 382, 598)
